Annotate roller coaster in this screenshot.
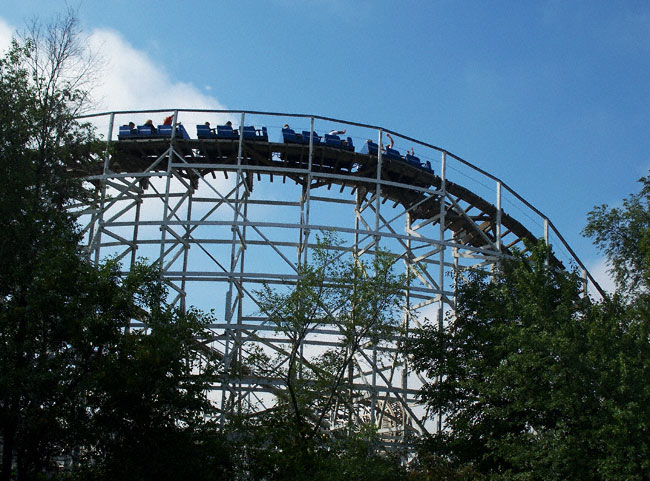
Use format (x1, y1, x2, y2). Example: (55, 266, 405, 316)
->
(78, 109, 602, 447)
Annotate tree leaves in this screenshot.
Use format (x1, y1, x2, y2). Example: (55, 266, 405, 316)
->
(584, 175, 650, 296)
(409, 240, 650, 480)
(247, 234, 408, 474)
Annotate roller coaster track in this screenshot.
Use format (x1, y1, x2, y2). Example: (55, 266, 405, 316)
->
(78, 109, 603, 447)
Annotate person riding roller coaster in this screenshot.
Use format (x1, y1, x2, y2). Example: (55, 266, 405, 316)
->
(383, 133, 394, 152)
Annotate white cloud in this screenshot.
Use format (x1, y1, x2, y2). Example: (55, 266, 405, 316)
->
(88, 28, 225, 112)
(85, 28, 229, 137)
(0, 19, 229, 134)
(0, 17, 15, 53)
(587, 256, 616, 296)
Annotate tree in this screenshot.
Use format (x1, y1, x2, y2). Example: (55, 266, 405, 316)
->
(230, 234, 410, 479)
(72, 263, 231, 481)
(584, 174, 650, 297)
(0, 12, 232, 480)
(409, 241, 650, 480)
(231, 419, 408, 481)
(0, 10, 101, 479)
(2, 255, 229, 479)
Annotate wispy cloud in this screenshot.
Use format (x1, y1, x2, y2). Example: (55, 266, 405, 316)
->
(0, 17, 15, 53)
(587, 256, 616, 295)
(0, 19, 228, 133)
(0, 16, 234, 251)
(83, 28, 232, 137)
(87, 28, 226, 113)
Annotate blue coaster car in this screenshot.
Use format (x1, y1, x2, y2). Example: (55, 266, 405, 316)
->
(197, 124, 216, 139)
(301, 130, 321, 145)
(137, 125, 154, 136)
(242, 126, 268, 141)
(216, 124, 239, 139)
(118, 125, 135, 140)
(322, 134, 355, 152)
(324, 133, 343, 147)
(282, 127, 301, 143)
(156, 124, 190, 139)
(383, 147, 402, 160)
(360, 140, 379, 155)
(157, 125, 173, 137)
(405, 153, 421, 167)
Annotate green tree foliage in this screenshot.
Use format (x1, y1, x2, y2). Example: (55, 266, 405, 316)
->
(0, 12, 100, 302)
(231, 234, 410, 479)
(71, 264, 231, 481)
(231, 417, 407, 481)
(409, 241, 650, 480)
(0, 11, 101, 479)
(584, 175, 650, 296)
(0, 12, 232, 480)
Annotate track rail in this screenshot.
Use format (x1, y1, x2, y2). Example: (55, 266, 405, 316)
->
(79, 108, 603, 296)
(77, 109, 602, 446)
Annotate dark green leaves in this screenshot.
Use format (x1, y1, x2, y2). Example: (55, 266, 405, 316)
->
(409, 241, 650, 480)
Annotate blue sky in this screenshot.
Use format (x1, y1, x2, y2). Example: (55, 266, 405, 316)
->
(2, 0, 649, 290)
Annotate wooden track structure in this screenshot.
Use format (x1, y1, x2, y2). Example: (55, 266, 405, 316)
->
(105, 136, 536, 254)
(80, 110, 602, 447)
